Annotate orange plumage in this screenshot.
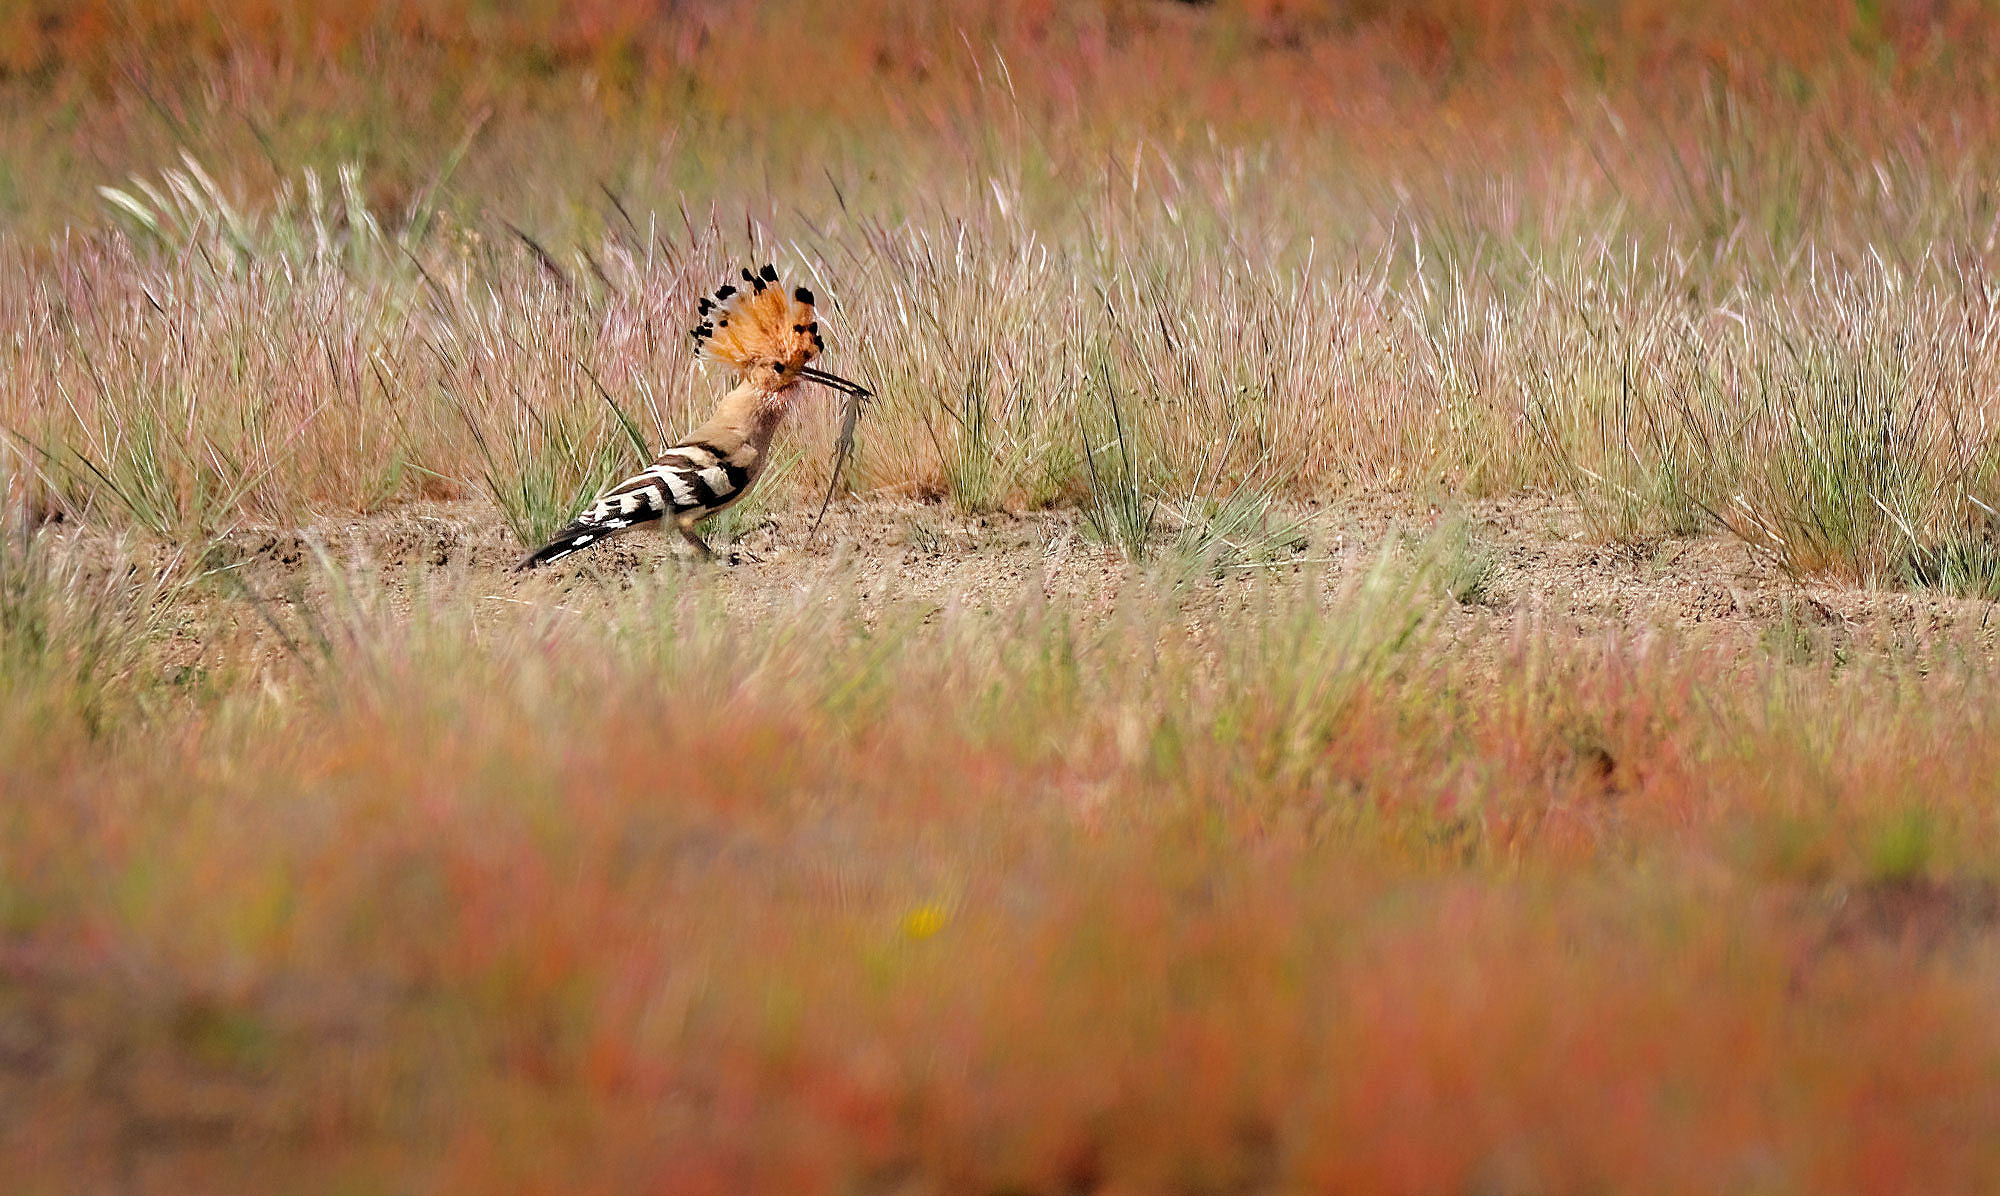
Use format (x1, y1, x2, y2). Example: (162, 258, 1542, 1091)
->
(691, 263, 824, 391)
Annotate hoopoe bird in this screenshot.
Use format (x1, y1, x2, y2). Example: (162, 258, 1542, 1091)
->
(516, 263, 872, 570)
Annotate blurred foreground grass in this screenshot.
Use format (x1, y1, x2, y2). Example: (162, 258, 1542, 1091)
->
(2, 526, 1999, 1192)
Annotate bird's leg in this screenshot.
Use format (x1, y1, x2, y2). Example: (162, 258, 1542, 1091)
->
(675, 520, 715, 561)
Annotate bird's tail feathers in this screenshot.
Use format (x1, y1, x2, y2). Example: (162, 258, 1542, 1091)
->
(515, 515, 646, 571)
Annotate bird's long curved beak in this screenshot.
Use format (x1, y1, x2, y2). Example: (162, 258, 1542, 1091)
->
(799, 365, 873, 399)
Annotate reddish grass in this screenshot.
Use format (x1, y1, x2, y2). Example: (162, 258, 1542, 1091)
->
(6, 0, 2000, 238)
(3, 567, 2000, 1192)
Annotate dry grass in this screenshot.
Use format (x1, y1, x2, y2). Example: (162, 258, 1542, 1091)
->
(9, 2, 2000, 1191)
(10, 164, 2000, 591)
(8, 3, 2000, 586)
(5, 531, 2000, 1193)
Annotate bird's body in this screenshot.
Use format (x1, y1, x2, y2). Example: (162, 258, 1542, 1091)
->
(516, 379, 784, 568)
(516, 264, 870, 571)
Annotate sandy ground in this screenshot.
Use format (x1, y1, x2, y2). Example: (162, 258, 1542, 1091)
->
(113, 486, 1998, 663)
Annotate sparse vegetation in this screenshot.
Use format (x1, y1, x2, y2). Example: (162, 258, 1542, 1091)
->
(1428, 512, 1499, 606)
(1169, 478, 1309, 573)
(1077, 362, 1158, 559)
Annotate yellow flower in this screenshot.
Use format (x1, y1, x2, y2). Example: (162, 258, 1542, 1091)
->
(901, 901, 948, 940)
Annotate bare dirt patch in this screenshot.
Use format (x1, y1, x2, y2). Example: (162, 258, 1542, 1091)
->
(184, 488, 1984, 652)
(46, 486, 1991, 666)
(107, 487, 1999, 964)
(23, 482, 1976, 680)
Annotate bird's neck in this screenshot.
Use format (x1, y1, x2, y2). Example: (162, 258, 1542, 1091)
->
(701, 379, 793, 450)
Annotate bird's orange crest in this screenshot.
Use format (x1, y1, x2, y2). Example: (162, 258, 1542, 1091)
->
(690, 263, 823, 390)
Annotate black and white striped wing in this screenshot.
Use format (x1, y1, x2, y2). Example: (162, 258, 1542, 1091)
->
(611, 443, 755, 521)
(514, 443, 754, 570)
